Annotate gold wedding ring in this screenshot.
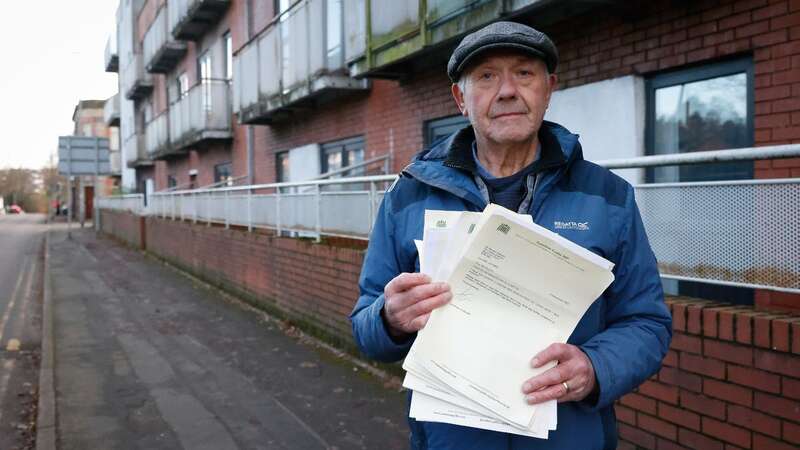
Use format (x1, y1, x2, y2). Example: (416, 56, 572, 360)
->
(562, 381, 570, 393)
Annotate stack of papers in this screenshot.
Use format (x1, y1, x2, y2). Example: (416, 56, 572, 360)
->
(403, 204, 615, 438)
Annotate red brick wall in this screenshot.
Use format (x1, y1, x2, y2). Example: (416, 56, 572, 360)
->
(99, 210, 145, 249)
(99, 213, 800, 449)
(618, 297, 800, 450)
(142, 216, 365, 341)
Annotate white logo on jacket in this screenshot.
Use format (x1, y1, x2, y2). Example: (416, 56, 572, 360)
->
(554, 221, 589, 231)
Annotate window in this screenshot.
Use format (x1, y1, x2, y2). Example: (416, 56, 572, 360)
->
(197, 51, 213, 112)
(276, 152, 290, 183)
(320, 136, 365, 177)
(223, 32, 233, 81)
(167, 175, 177, 189)
(177, 72, 189, 99)
(326, 0, 343, 67)
(646, 57, 754, 305)
(424, 115, 470, 148)
(646, 57, 753, 183)
(214, 162, 232, 184)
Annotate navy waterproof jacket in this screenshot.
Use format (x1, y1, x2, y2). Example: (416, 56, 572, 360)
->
(350, 121, 672, 450)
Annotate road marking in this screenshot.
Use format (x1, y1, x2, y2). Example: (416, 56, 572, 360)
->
(5, 339, 19, 351)
(0, 254, 30, 344)
(0, 359, 16, 424)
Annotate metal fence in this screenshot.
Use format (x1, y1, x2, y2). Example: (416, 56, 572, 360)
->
(96, 194, 146, 215)
(97, 145, 800, 293)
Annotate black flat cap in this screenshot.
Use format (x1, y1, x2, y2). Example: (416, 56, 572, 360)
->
(447, 21, 558, 83)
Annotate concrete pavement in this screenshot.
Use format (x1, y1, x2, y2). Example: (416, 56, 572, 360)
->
(48, 227, 408, 450)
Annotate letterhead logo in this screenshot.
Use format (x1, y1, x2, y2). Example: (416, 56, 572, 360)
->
(496, 223, 511, 234)
(554, 221, 589, 231)
(436, 219, 447, 228)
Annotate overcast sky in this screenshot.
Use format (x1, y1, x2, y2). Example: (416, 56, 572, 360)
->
(0, 1, 119, 170)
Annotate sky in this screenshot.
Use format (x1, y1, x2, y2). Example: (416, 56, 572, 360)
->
(0, 1, 119, 170)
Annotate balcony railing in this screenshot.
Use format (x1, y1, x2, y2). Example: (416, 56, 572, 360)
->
(144, 111, 176, 159)
(122, 53, 153, 101)
(109, 150, 122, 176)
(100, 144, 800, 294)
(169, 0, 231, 40)
(344, 0, 625, 77)
(123, 133, 152, 168)
(104, 94, 120, 127)
(169, 79, 232, 151)
(232, 0, 368, 124)
(104, 34, 118, 72)
(143, 5, 188, 74)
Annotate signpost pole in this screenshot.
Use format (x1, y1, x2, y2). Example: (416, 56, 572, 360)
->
(67, 139, 72, 239)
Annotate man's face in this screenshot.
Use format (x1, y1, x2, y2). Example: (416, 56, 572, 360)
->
(452, 51, 557, 145)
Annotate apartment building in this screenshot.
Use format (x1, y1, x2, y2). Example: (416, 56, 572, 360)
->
(106, 0, 800, 307)
(70, 100, 122, 220)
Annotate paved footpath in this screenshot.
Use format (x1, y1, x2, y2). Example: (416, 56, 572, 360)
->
(48, 228, 408, 450)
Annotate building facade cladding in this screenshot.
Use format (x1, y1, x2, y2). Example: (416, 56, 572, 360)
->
(120, 1, 800, 279)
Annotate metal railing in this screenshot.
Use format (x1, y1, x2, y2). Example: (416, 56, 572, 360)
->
(169, 79, 232, 149)
(123, 133, 148, 167)
(232, 0, 367, 122)
(96, 194, 145, 215)
(98, 144, 800, 293)
(144, 111, 170, 157)
(104, 33, 118, 72)
(104, 93, 120, 126)
(143, 6, 168, 69)
(121, 52, 152, 99)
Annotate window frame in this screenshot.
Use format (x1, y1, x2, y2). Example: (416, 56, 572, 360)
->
(319, 135, 365, 176)
(424, 114, 470, 148)
(644, 57, 755, 182)
(213, 161, 233, 184)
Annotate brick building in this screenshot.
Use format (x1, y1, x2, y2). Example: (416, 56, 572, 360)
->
(101, 0, 800, 448)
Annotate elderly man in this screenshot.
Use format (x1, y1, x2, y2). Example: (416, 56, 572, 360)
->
(350, 21, 672, 450)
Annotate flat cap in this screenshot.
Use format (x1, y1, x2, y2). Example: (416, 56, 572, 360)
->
(447, 21, 558, 83)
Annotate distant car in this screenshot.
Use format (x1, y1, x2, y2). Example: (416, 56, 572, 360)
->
(9, 205, 23, 214)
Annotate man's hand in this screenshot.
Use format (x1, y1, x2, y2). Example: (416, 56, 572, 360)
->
(521, 343, 597, 404)
(382, 273, 451, 339)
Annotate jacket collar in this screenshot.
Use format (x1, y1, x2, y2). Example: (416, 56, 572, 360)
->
(404, 120, 581, 210)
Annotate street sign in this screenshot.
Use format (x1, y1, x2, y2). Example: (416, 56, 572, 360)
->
(57, 136, 111, 176)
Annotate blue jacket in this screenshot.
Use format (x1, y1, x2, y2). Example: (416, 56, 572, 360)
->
(350, 121, 672, 450)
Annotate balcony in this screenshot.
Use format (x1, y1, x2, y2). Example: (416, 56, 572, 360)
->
(124, 134, 153, 168)
(110, 150, 122, 176)
(169, 80, 232, 150)
(122, 53, 153, 101)
(104, 94, 120, 127)
(143, 5, 188, 74)
(169, 0, 231, 41)
(104, 34, 118, 73)
(145, 111, 179, 159)
(232, 0, 369, 124)
(344, 0, 630, 78)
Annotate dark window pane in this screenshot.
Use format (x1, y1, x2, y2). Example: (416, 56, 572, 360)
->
(214, 162, 232, 184)
(424, 115, 470, 148)
(650, 69, 752, 182)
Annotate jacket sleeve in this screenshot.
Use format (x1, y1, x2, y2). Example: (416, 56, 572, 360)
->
(579, 185, 673, 410)
(349, 186, 415, 362)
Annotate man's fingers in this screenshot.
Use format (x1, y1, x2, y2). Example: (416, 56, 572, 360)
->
(385, 272, 431, 296)
(401, 291, 452, 323)
(521, 364, 570, 394)
(408, 312, 431, 332)
(525, 383, 568, 404)
(530, 343, 571, 368)
(387, 281, 449, 313)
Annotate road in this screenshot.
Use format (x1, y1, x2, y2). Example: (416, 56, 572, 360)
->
(48, 227, 408, 449)
(0, 214, 46, 450)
